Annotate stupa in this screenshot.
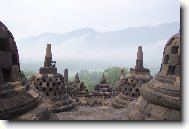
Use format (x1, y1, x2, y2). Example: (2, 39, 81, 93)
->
(112, 46, 152, 108)
(94, 74, 113, 93)
(0, 21, 53, 120)
(31, 44, 76, 113)
(127, 32, 181, 120)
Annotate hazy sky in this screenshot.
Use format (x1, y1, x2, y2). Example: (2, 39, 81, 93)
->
(0, 0, 179, 40)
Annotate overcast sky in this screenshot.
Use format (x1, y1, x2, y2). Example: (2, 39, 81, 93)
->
(0, 0, 180, 40)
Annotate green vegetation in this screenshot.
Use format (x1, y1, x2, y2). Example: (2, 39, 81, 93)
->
(23, 70, 35, 79)
(76, 67, 128, 91)
(78, 70, 103, 91)
(104, 67, 128, 85)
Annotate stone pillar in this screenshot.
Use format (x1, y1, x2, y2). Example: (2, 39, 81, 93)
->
(135, 46, 143, 69)
(44, 44, 52, 67)
(64, 69, 68, 83)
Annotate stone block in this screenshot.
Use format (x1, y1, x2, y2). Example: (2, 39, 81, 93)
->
(175, 65, 180, 76)
(163, 55, 169, 64)
(0, 51, 12, 69)
(0, 26, 9, 38)
(12, 53, 19, 65)
(160, 64, 169, 75)
(8, 38, 18, 53)
(163, 109, 180, 120)
(129, 109, 145, 120)
(164, 46, 172, 54)
(11, 65, 20, 81)
(174, 77, 180, 86)
(136, 96, 148, 109)
(150, 105, 168, 118)
(39, 67, 57, 74)
(168, 54, 180, 66)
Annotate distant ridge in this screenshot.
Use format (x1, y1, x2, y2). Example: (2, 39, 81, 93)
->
(18, 22, 179, 47)
(17, 22, 180, 75)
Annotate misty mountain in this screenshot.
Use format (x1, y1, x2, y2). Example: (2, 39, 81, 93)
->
(18, 22, 179, 47)
(17, 22, 180, 76)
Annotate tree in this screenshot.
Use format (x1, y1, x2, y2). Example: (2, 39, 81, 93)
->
(104, 67, 128, 86)
(78, 70, 103, 91)
(23, 70, 35, 79)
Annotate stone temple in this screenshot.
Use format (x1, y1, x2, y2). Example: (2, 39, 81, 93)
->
(126, 32, 181, 120)
(112, 46, 152, 108)
(0, 20, 181, 120)
(31, 44, 76, 113)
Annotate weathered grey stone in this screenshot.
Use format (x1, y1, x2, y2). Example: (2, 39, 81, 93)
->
(11, 65, 20, 81)
(175, 65, 180, 76)
(8, 38, 18, 53)
(136, 96, 147, 109)
(44, 44, 52, 67)
(164, 46, 172, 54)
(0, 21, 45, 120)
(127, 32, 181, 120)
(0, 51, 12, 69)
(64, 69, 68, 83)
(39, 67, 57, 74)
(163, 109, 180, 120)
(112, 46, 152, 109)
(150, 105, 168, 118)
(160, 64, 169, 75)
(168, 54, 180, 66)
(163, 55, 169, 64)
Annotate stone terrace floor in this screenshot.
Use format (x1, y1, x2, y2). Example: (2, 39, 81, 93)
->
(55, 106, 129, 120)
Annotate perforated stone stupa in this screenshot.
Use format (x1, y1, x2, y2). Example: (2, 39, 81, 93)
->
(94, 74, 113, 93)
(31, 44, 76, 113)
(112, 46, 152, 108)
(63, 72, 88, 98)
(126, 32, 181, 120)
